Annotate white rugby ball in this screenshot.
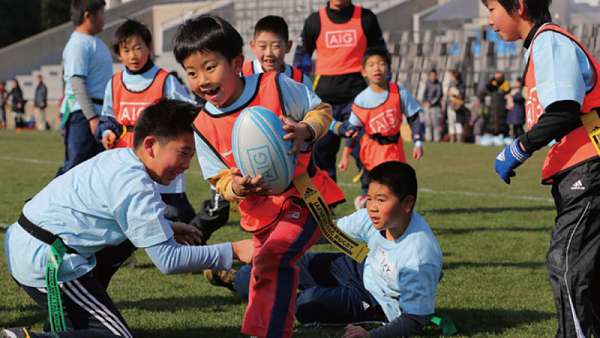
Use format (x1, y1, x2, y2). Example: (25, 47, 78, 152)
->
(232, 106, 296, 194)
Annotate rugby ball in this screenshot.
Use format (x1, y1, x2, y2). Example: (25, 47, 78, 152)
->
(232, 106, 296, 194)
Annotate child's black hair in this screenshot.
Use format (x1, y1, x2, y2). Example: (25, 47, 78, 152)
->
(133, 99, 198, 148)
(173, 15, 243, 65)
(361, 47, 391, 68)
(71, 0, 106, 26)
(254, 15, 289, 42)
(112, 19, 153, 55)
(482, 0, 552, 24)
(368, 161, 418, 203)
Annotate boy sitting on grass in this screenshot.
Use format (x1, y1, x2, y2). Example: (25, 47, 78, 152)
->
(230, 161, 443, 337)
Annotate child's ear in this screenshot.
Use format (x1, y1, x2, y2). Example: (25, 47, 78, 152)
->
(516, 0, 526, 17)
(143, 136, 158, 158)
(250, 39, 256, 49)
(82, 11, 92, 24)
(402, 195, 416, 214)
(286, 40, 293, 53)
(232, 54, 244, 74)
(361, 67, 368, 79)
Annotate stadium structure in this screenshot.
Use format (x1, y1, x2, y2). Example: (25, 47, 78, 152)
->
(0, 0, 598, 128)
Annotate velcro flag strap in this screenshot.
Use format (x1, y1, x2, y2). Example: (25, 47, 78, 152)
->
(293, 173, 369, 262)
(46, 239, 68, 335)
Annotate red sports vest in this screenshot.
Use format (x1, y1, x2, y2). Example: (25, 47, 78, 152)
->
(241, 61, 304, 83)
(192, 72, 344, 231)
(315, 5, 367, 76)
(352, 83, 406, 170)
(111, 68, 169, 148)
(524, 24, 600, 183)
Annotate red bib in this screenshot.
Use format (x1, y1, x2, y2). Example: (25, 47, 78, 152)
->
(111, 69, 169, 148)
(315, 5, 367, 76)
(192, 72, 344, 231)
(352, 83, 406, 170)
(524, 24, 600, 183)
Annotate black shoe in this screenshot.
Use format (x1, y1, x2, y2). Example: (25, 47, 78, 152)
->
(1, 327, 35, 338)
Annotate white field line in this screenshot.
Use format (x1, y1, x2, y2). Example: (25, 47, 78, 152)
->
(0, 156, 62, 165)
(0, 156, 553, 204)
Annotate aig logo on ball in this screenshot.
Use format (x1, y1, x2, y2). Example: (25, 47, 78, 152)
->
(233, 106, 296, 195)
(247, 146, 279, 183)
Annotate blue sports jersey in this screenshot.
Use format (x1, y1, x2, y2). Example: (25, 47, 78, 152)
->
(194, 73, 323, 180)
(101, 64, 195, 194)
(348, 84, 422, 127)
(336, 209, 443, 320)
(61, 31, 113, 115)
(525, 28, 595, 109)
(248, 59, 314, 89)
(4, 149, 174, 287)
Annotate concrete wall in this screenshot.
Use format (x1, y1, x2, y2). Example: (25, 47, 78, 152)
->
(377, 0, 439, 34)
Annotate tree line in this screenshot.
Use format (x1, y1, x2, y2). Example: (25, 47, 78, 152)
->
(0, 0, 70, 49)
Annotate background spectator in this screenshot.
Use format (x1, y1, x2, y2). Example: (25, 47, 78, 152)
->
(8, 79, 25, 129)
(422, 69, 443, 142)
(33, 74, 49, 130)
(484, 71, 510, 136)
(0, 81, 7, 129)
(446, 70, 466, 143)
(505, 77, 525, 139)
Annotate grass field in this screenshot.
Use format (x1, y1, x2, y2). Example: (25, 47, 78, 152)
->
(0, 130, 558, 337)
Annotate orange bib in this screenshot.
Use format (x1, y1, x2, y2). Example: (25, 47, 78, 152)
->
(242, 61, 305, 83)
(524, 24, 600, 183)
(112, 68, 169, 148)
(352, 83, 406, 170)
(315, 5, 367, 76)
(193, 72, 344, 231)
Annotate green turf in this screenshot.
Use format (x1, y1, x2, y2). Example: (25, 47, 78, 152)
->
(0, 130, 557, 337)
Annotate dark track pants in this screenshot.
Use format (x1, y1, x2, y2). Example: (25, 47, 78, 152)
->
(17, 273, 133, 338)
(295, 252, 385, 324)
(548, 159, 600, 338)
(56, 111, 102, 176)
